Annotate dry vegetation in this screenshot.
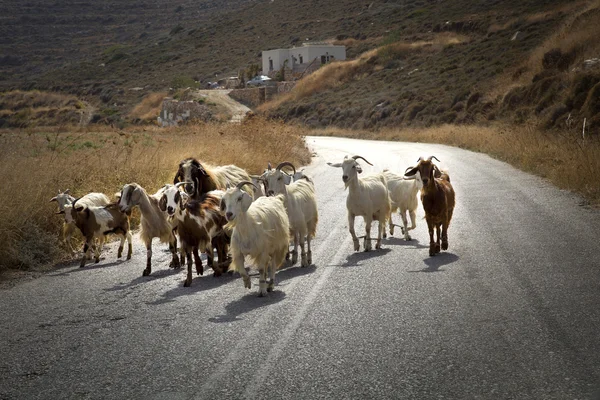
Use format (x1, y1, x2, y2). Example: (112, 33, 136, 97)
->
(258, 32, 469, 113)
(314, 123, 600, 205)
(127, 92, 168, 122)
(0, 118, 311, 273)
(0, 90, 88, 128)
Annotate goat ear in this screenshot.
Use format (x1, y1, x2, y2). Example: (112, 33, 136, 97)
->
(268, 162, 272, 171)
(219, 199, 226, 211)
(327, 162, 342, 168)
(283, 174, 292, 185)
(75, 206, 85, 212)
(174, 170, 182, 185)
(225, 183, 231, 190)
(356, 165, 363, 173)
(159, 195, 167, 212)
(405, 166, 419, 177)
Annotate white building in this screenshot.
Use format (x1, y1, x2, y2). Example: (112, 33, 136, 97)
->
(262, 42, 346, 77)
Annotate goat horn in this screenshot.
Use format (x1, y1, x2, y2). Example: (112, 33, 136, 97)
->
(404, 166, 415, 175)
(64, 189, 70, 194)
(235, 181, 259, 191)
(351, 155, 373, 166)
(268, 162, 272, 171)
(175, 181, 190, 188)
(275, 161, 296, 175)
(427, 156, 441, 162)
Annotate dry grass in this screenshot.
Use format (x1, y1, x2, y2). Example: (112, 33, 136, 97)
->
(313, 123, 600, 205)
(259, 32, 469, 113)
(127, 92, 168, 122)
(488, 0, 600, 100)
(0, 118, 311, 272)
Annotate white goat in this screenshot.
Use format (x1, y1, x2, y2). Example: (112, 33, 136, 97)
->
(383, 169, 423, 241)
(328, 155, 390, 252)
(50, 189, 110, 253)
(118, 183, 181, 277)
(221, 181, 290, 296)
(262, 161, 318, 267)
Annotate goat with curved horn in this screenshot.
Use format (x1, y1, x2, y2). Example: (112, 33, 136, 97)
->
(351, 155, 373, 166)
(236, 181, 259, 191)
(275, 161, 296, 175)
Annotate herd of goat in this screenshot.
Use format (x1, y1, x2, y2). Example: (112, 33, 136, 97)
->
(49, 155, 455, 296)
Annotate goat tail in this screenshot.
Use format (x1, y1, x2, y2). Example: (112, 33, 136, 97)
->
(439, 167, 451, 183)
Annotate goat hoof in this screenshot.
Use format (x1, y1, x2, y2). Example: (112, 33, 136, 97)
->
(213, 268, 222, 277)
(126, 254, 131, 260)
(307, 252, 312, 265)
(435, 244, 441, 254)
(94, 258, 100, 264)
(196, 266, 204, 276)
(184, 279, 191, 287)
(142, 268, 151, 276)
(285, 252, 290, 260)
(406, 235, 412, 241)
(383, 232, 387, 239)
(243, 277, 251, 289)
(79, 264, 86, 269)
(442, 241, 448, 250)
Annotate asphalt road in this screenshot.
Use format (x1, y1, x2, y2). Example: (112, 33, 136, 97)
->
(2, 136, 600, 400)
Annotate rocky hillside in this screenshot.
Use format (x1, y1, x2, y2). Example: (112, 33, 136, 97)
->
(1, 0, 599, 133)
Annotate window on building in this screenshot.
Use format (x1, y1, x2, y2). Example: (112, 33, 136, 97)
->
(299, 55, 303, 64)
(269, 59, 273, 71)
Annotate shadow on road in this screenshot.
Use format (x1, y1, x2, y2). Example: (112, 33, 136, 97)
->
(408, 252, 459, 273)
(384, 237, 429, 249)
(146, 270, 237, 305)
(337, 248, 392, 268)
(104, 267, 181, 292)
(208, 290, 286, 323)
(277, 264, 317, 285)
(49, 258, 132, 277)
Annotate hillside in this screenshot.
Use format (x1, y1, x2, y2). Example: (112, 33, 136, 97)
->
(1, 0, 599, 133)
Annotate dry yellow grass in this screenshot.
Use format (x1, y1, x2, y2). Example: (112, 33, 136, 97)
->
(313, 123, 600, 205)
(259, 32, 469, 113)
(488, 0, 600, 100)
(127, 92, 168, 122)
(0, 118, 311, 272)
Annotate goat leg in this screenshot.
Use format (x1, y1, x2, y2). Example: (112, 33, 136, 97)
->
(208, 243, 222, 277)
(427, 218, 436, 256)
(441, 223, 449, 251)
(142, 243, 152, 276)
(401, 210, 411, 241)
(193, 247, 203, 276)
(306, 235, 312, 266)
(184, 250, 193, 287)
(434, 225, 441, 254)
(80, 241, 90, 268)
(348, 213, 360, 251)
(126, 232, 132, 260)
(364, 217, 373, 252)
(168, 239, 180, 269)
(376, 219, 384, 249)
(267, 256, 276, 292)
(258, 267, 268, 297)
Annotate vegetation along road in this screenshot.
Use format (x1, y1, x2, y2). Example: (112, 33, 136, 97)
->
(1, 136, 600, 399)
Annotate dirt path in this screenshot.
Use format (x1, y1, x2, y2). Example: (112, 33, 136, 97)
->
(194, 89, 251, 123)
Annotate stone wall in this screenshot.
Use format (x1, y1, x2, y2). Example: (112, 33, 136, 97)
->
(229, 82, 296, 107)
(158, 98, 213, 127)
(228, 88, 265, 107)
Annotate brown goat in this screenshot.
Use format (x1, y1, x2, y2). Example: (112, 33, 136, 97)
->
(405, 156, 455, 256)
(168, 191, 230, 287)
